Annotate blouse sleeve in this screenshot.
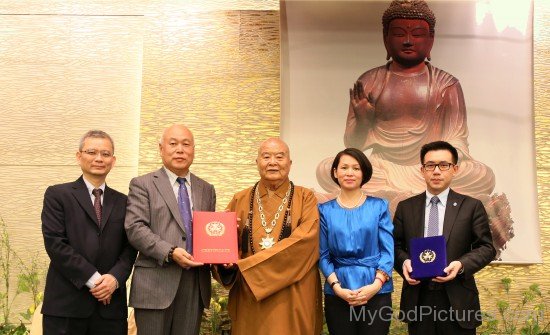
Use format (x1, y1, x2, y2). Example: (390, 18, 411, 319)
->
(377, 199, 394, 277)
(318, 205, 334, 278)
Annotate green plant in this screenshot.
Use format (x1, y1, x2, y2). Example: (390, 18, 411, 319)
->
(200, 281, 230, 335)
(0, 322, 28, 335)
(0, 215, 43, 331)
(479, 277, 550, 335)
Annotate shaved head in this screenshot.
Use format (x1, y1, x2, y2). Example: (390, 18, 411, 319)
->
(256, 138, 292, 190)
(257, 138, 291, 158)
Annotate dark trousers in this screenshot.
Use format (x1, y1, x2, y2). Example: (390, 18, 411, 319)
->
(43, 305, 127, 335)
(408, 284, 476, 335)
(325, 293, 392, 335)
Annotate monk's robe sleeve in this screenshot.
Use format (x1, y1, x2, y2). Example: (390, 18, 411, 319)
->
(237, 190, 320, 302)
(211, 195, 240, 287)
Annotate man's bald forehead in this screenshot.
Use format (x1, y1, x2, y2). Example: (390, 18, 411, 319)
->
(257, 138, 290, 156)
(160, 124, 194, 143)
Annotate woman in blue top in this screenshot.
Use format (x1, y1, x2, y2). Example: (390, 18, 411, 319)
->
(319, 148, 394, 334)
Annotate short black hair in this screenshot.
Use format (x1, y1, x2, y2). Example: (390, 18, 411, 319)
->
(420, 141, 458, 164)
(330, 148, 373, 187)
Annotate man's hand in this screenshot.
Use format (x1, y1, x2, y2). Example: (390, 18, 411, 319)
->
(433, 261, 462, 283)
(90, 274, 117, 303)
(402, 259, 421, 285)
(172, 247, 204, 269)
(350, 81, 375, 121)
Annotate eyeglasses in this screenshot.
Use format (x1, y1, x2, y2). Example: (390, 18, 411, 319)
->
(80, 149, 113, 158)
(422, 162, 454, 171)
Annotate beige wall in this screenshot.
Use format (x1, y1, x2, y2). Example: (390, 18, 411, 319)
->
(0, 0, 279, 321)
(0, 0, 548, 328)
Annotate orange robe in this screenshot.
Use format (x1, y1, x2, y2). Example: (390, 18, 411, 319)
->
(220, 180, 322, 335)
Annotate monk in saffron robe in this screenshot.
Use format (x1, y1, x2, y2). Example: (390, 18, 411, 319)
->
(316, 0, 513, 256)
(215, 138, 322, 335)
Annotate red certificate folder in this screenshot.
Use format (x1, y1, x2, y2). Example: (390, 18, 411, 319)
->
(192, 211, 238, 264)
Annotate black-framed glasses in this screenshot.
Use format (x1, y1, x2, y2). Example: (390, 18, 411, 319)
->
(423, 162, 454, 171)
(80, 149, 113, 158)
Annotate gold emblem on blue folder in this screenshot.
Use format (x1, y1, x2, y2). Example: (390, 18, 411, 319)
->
(419, 249, 436, 263)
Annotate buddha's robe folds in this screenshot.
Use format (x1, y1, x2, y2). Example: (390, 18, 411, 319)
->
(317, 62, 495, 205)
(216, 180, 323, 335)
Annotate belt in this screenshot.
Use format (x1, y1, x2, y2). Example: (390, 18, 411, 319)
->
(421, 281, 444, 291)
(332, 253, 380, 268)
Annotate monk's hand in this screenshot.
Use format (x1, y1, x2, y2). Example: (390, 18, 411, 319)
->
(333, 285, 357, 304)
(433, 261, 462, 283)
(90, 274, 117, 301)
(403, 259, 421, 285)
(349, 81, 375, 121)
(172, 247, 204, 269)
(222, 263, 236, 269)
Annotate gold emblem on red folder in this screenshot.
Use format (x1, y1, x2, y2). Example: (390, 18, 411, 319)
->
(205, 221, 225, 237)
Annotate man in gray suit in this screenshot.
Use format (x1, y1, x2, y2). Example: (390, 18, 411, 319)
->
(125, 124, 216, 335)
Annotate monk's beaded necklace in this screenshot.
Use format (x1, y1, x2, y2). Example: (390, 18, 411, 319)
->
(243, 181, 294, 254)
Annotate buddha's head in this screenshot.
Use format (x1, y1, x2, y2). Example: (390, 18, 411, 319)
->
(382, 0, 436, 67)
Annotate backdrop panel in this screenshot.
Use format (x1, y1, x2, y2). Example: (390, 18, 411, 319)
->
(281, 0, 539, 263)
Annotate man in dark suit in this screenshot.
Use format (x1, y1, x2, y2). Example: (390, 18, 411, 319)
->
(41, 130, 136, 335)
(125, 124, 216, 335)
(394, 140, 496, 335)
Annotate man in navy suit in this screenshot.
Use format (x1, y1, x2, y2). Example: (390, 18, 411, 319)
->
(41, 130, 136, 334)
(394, 141, 496, 335)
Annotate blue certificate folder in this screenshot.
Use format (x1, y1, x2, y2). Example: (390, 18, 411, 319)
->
(410, 235, 447, 280)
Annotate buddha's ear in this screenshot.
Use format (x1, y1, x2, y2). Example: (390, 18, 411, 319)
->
(426, 34, 435, 61)
(383, 34, 391, 61)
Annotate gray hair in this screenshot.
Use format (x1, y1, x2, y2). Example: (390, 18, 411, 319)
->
(79, 130, 115, 153)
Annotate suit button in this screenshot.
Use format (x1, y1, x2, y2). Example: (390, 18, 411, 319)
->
(182, 236, 186, 241)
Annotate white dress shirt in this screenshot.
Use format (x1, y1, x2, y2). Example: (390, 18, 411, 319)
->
(82, 177, 105, 289)
(163, 167, 195, 215)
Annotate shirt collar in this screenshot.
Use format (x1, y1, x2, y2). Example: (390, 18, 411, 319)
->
(163, 166, 191, 186)
(82, 177, 105, 195)
(258, 179, 291, 199)
(425, 188, 450, 207)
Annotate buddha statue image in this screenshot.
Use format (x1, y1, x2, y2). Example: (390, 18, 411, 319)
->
(315, 0, 513, 258)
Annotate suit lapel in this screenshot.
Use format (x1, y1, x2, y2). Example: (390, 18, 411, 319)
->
(71, 177, 100, 227)
(100, 186, 116, 231)
(190, 173, 203, 212)
(413, 193, 426, 238)
(442, 189, 464, 243)
(153, 168, 185, 232)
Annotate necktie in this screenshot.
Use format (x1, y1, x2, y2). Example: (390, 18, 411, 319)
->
(92, 188, 103, 227)
(176, 177, 193, 254)
(426, 196, 440, 237)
